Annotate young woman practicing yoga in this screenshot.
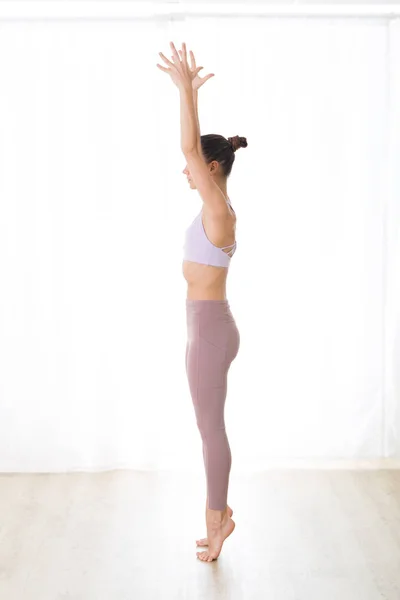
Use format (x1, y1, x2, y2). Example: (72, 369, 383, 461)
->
(157, 41, 246, 562)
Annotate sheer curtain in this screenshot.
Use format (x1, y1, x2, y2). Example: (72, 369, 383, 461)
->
(0, 10, 399, 473)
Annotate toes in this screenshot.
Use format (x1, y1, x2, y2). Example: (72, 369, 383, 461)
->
(196, 550, 216, 562)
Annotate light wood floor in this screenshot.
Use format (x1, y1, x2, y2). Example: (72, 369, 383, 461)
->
(1, 469, 400, 599)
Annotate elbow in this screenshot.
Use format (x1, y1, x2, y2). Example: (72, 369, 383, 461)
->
(182, 146, 200, 157)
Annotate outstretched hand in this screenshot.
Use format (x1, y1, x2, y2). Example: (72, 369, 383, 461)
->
(186, 47, 215, 91)
(157, 41, 214, 92)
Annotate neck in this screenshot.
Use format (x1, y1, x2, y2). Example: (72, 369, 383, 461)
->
(215, 181, 228, 201)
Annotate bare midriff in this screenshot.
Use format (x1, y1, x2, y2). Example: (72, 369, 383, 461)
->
(183, 208, 236, 301)
(183, 261, 231, 300)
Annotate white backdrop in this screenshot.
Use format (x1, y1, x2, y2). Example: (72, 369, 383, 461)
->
(0, 6, 399, 473)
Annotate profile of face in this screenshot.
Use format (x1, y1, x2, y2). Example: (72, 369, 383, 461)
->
(182, 160, 220, 191)
(182, 164, 197, 190)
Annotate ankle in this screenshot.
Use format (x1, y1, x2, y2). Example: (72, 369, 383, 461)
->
(206, 506, 228, 523)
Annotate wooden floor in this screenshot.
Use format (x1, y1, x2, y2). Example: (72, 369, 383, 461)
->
(1, 469, 400, 599)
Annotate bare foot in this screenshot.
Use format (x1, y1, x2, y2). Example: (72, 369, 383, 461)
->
(196, 505, 233, 547)
(196, 514, 236, 562)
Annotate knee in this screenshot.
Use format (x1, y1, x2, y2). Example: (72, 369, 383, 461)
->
(196, 418, 226, 439)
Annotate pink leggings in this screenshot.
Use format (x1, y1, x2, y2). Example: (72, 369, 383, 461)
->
(185, 299, 240, 510)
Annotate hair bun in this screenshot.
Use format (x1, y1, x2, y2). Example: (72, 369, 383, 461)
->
(228, 135, 248, 152)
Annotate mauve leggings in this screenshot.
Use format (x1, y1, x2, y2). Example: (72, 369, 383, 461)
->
(185, 299, 240, 510)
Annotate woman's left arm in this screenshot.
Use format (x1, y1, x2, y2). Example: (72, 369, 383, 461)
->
(179, 86, 200, 154)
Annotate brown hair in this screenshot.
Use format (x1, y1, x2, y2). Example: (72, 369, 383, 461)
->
(228, 135, 248, 153)
(200, 134, 248, 177)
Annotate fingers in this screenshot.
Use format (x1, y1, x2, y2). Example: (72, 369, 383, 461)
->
(159, 43, 210, 82)
(159, 52, 174, 68)
(181, 42, 188, 65)
(195, 72, 215, 89)
(163, 42, 192, 69)
(170, 41, 181, 64)
(189, 50, 196, 70)
(171, 41, 190, 70)
(156, 64, 170, 73)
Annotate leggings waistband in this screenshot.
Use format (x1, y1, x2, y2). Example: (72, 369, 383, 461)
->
(186, 299, 229, 303)
(186, 298, 230, 314)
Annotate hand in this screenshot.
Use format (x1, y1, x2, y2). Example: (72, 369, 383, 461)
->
(157, 41, 214, 91)
(182, 48, 214, 92)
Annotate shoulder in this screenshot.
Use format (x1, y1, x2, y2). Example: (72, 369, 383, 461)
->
(202, 204, 236, 238)
(203, 202, 235, 222)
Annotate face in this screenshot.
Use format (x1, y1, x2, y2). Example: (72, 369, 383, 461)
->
(182, 164, 196, 190)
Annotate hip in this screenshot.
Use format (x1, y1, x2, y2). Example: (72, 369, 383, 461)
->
(186, 299, 240, 363)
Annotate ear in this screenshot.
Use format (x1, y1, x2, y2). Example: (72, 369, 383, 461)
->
(209, 160, 219, 174)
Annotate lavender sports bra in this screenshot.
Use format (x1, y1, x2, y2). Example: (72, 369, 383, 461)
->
(183, 202, 237, 268)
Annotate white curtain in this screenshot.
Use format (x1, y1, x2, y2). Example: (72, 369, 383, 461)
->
(0, 11, 399, 473)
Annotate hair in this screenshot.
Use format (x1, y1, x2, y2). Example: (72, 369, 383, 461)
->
(200, 134, 248, 178)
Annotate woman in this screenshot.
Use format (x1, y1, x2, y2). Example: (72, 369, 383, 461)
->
(157, 41, 246, 562)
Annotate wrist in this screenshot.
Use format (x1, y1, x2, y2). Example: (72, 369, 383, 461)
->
(179, 83, 193, 95)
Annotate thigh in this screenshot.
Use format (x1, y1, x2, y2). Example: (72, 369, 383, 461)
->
(186, 335, 227, 398)
(186, 335, 228, 429)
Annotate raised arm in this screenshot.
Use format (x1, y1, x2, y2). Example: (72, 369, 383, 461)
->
(157, 42, 228, 216)
(192, 89, 202, 156)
